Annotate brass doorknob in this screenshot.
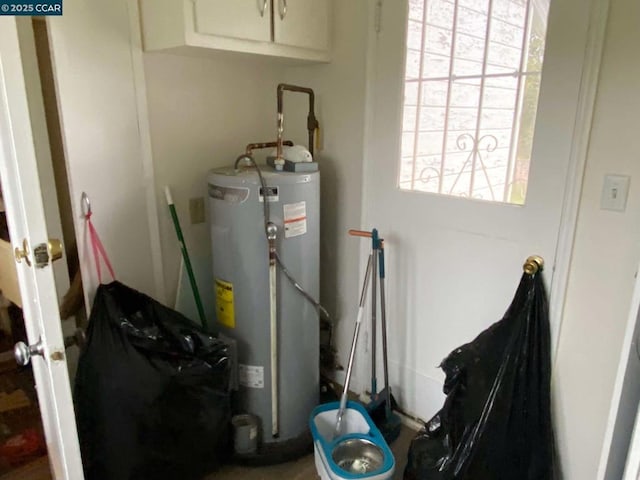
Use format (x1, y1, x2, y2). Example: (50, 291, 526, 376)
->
(15, 238, 63, 268)
(33, 239, 64, 268)
(523, 255, 544, 275)
(48, 238, 63, 263)
(14, 238, 31, 267)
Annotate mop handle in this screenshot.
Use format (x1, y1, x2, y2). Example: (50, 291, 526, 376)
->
(334, 255, 374, 439)
(349, 229, 384, 250)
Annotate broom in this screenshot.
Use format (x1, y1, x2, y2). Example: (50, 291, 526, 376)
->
(349, 229, 402, 443)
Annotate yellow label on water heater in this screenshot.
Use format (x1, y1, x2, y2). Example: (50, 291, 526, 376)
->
(215, 279, 235, 328)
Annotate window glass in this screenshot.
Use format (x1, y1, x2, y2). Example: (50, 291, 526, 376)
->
(399, 0, 550, 204)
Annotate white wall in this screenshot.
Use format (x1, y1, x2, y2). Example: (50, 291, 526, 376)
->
(142, 1, 371, 381)
(143, 52, 284, 308)
(282, 0, 370, 388)
(90, 1, 640, 477)
(282, 1, 640, 479)
(47, 0, 163, 305)
(553, 0, 640, 476)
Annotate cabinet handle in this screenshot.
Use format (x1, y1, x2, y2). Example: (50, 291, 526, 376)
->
(278, 0, 287, 20)
(259, 0, 268, 17)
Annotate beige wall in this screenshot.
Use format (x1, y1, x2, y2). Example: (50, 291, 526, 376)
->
(140, 1, 640, 477)
(143, 1, 370, 381)
(553, 0, 640, 477)
(144, 53, 284, 305)
(48, 0, 161, 304)
(281, 0, 640, 477)
(282, 0, 370, 383)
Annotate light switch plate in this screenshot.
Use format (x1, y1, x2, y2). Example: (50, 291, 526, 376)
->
(601, 174, 630, 212)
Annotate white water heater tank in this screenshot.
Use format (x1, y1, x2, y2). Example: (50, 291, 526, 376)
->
(208, 165, 320, 450)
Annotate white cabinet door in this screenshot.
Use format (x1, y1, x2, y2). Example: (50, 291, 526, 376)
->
(194, 0, 271, 42)
(273, 0, 330, 51)
(0, 18, 84, 480)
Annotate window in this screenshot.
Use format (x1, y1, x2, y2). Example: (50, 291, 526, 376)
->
(399, 0, 549, 204)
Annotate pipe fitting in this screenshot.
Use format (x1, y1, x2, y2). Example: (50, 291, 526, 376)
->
(266, 222, 278, 242)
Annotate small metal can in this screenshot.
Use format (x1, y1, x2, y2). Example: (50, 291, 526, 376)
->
(231, 414, 259, 455)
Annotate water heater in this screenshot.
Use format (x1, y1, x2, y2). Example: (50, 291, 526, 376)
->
(208, 165, 320, 454)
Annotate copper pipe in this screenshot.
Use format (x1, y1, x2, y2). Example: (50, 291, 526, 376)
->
(348, 229, 373, 238)
(245, 140, 293, 156)
(276, 84, 319, 166)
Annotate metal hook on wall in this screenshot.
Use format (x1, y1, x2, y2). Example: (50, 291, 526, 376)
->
(523, 255, 544, 275)
(81, 192, 92, 219)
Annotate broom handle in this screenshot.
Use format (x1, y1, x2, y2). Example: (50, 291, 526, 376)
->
(379, 244, 391, 418)
(165, 187, 207, 329)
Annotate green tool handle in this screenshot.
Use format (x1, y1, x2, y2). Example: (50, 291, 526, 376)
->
(165, 187, 207, 329)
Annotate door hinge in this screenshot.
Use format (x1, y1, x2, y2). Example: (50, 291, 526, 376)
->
(374, 0, 383, 34)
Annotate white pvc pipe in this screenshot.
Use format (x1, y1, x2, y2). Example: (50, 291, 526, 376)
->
(267, 222, 279, 438)
(270, 257, 278, 437)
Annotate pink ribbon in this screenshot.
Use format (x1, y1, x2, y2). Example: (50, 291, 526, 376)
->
(86, 211, 115, 284)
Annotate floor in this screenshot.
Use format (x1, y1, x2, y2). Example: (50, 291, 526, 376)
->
(0, 456, 50, 480)
(0, 315, 49, 478)
(208, 425, 416, 480)
(0, 425, 415, 479)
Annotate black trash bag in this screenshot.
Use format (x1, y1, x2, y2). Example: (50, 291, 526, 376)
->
(405, 268, 556, 480)
(74, 281, 231, 480)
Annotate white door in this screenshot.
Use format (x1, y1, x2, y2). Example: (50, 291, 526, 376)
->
(46, 0, 164, 307)
(361, 0, 600, 420)
(0, 17, 84, 480)
(194, 0, 271, 42)
(273, 0, 330, 51)
(623, 404, 640, 479)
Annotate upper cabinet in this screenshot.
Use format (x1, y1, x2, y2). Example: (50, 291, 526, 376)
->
(273, 0, 330, 51)
(193, 0, 271, 43)
(140, 0, 331, 63)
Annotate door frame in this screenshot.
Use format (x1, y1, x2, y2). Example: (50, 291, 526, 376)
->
(0, 17, 84, 479)
(600, 266, 640, 479)
(548, 0, 611, 360)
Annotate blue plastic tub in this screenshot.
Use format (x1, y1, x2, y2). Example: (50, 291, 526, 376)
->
(310, 401, 395, 480)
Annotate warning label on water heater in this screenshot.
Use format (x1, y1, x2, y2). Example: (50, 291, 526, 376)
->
(283, 201, 307, 238)
(239, 364, 264, 389)
(215, 279, 235, 329)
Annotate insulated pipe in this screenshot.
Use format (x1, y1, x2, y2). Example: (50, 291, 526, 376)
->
(276, 84, 319, 168)
(267, 222, 279, 438)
